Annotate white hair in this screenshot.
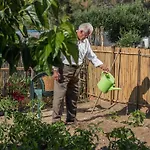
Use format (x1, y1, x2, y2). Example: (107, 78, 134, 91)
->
(78, 23, 93, 34)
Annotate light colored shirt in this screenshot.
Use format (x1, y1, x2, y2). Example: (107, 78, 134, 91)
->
(62, 38, 103, 67)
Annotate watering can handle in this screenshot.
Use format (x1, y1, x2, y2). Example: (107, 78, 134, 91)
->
(101, 71, 104, 76)
(101, 72, 106, 78)
(101, 72, 110, 78)
(101, 71, 107, 76)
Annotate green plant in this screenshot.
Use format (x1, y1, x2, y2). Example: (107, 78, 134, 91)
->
(64, 122, 103, 150)
(0, 97, 18, 122)
(107, 126, 150, 150)
(27, 98, 45, 119)
(128, 110, 146, 127)
(0, 0, 78, 75)
(5, 73, 30, 102)
(72, 1, 150, 46)
(0, 112, 101, 150)
(107, 111, 119, 122)
(117, 30, 141, 47)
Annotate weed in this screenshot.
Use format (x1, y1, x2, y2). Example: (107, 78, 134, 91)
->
(107, 111, 119, 122)
(128, 110, 146, 127)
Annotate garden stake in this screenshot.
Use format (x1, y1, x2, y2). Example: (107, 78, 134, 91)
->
(91, 91, 103, 113)
(91, 49, 121, 113)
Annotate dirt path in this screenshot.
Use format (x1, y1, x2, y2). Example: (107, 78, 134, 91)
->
(42, 99, 150, 149)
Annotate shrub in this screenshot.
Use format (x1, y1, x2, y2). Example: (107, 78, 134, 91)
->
(117, 30, 141, 47)
(128, 110, 146, 127)
(107, 127, 150, 150)
(0, 112, 99, 150)
(72, 1, 150, 46)
(5, 73, 30, 102)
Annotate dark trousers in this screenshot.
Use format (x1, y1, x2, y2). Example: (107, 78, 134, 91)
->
(52, 64, 80, 123)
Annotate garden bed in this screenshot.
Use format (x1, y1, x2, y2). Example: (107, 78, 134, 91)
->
(42, 99, 150, 149)
(1, 98, 150, 150)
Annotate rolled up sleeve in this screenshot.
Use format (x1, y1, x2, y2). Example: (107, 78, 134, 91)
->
(86, 41, 103, 67)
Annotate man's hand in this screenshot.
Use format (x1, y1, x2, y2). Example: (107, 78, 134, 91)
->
(53, 70, 60, 81)
(99, 64, 110, 72)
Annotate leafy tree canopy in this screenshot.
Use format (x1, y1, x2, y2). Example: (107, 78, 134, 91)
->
(71, 0, 150, 46)
(0, 0, 78, 74)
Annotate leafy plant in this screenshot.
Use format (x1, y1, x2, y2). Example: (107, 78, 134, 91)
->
(128, 110, 146, 127)
(107, 111, 119, 122)
(0, 97, 18, 122)
(0, 112, 100, 150)
(0, 0, 79, 75)
(5, 73, 30, 102)
(107, 126, 150, 150)
(117, 30, 141, 47)
(72, 1, 150, 46)
(27, 98, 45, 119)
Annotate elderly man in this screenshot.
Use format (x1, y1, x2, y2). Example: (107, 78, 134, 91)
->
(52, 23, 109, 124)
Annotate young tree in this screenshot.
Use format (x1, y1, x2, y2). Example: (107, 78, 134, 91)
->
(0, 0, 78, 74)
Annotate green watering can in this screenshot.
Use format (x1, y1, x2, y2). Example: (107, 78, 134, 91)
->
(97, 72, 121, 93)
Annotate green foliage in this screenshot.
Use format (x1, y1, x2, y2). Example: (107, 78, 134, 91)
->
(0, 97, 18, 122)
(128, 110, 146, 127)
(31, 21, 78, 73)
(0, 112, 99, 150)
(72, 5, 110, 29)
(105, 1, 150, 44)
(72, 1, 150, 46)
(0, 97, 17, 113)
(107, 126, 135, 141)
(107, 126, 150, 150)
(107, 111, 119, 122)
(5, 73, 30, 100)
(0, 0, 78, 75)
(117, 30, 141, 47)
(65, 126, 98, 150)
(0, 98, 149, 149)
(27, 98, 45, 119)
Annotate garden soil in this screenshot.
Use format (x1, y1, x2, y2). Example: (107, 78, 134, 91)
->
(42, 99, 150, 149)
(1, 99, 150, 149)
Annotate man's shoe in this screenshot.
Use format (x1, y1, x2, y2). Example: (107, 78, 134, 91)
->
(65, 119, 79, 126)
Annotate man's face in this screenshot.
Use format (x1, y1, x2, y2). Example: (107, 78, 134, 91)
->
(76, 30, 90, 41)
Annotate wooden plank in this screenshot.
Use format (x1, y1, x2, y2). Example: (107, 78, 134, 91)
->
(1, 67, 24, 71)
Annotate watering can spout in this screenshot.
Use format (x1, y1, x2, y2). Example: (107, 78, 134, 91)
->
(108, 86, 121, 91)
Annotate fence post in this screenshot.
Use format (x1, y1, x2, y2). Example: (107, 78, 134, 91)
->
(100, 26, 104, 49)
(116, 48, 121, 100)
(137, 49, 141, 109)
(110, 45, 116, 104)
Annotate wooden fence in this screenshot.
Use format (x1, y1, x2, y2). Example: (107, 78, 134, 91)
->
(0, 46, 150, 107)
(88, 46, 150, 107)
